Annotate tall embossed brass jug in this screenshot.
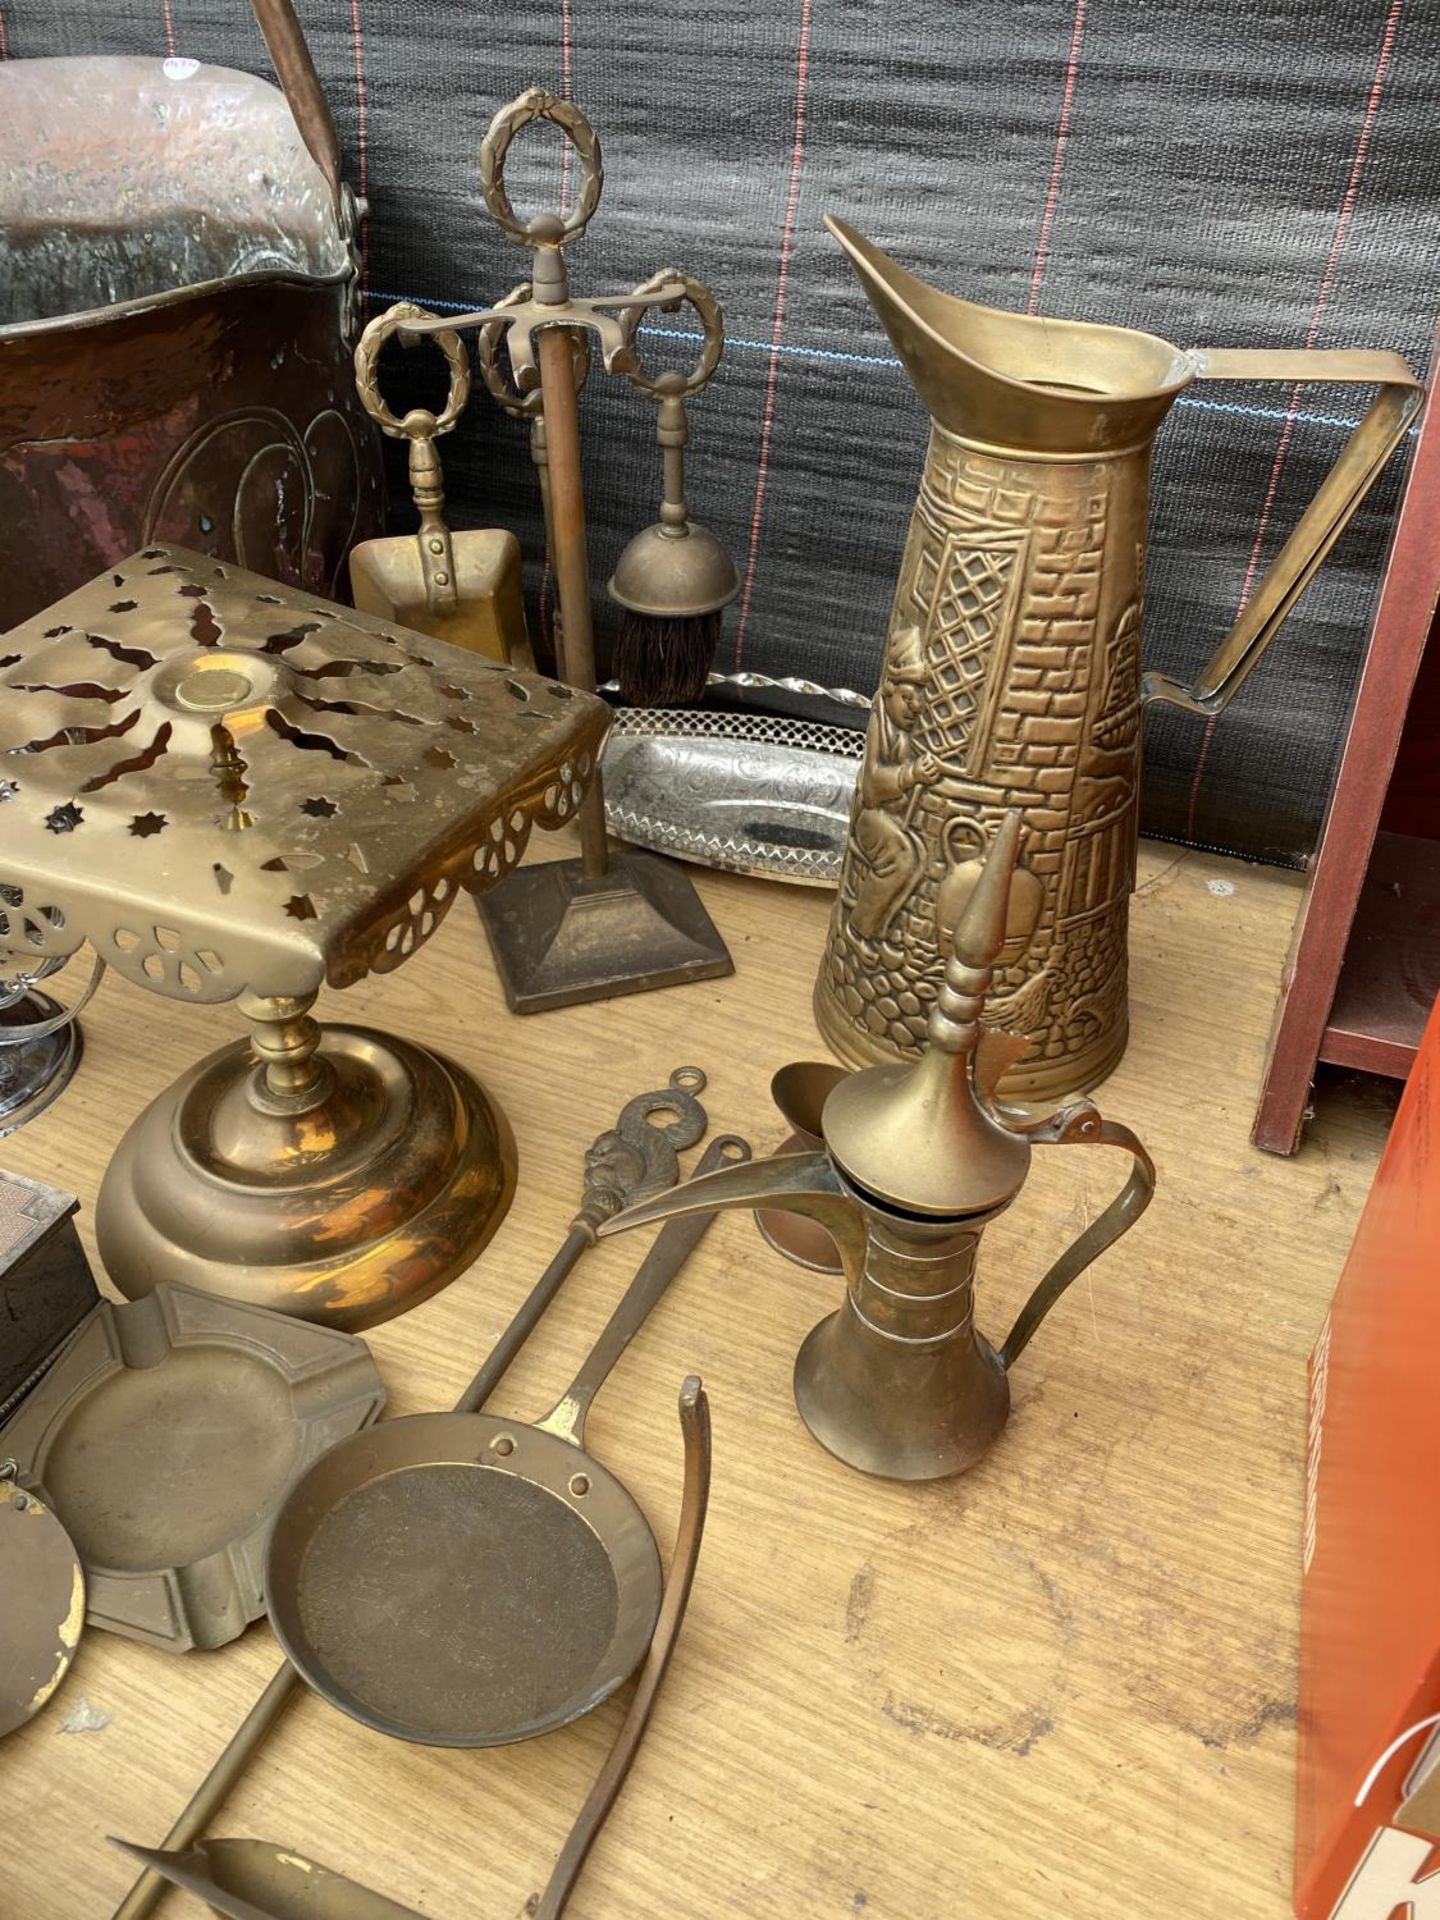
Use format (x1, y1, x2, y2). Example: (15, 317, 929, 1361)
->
(816, 218, 1423, 1103)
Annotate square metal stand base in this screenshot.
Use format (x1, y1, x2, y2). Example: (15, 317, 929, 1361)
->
(476, 848, 734, 1013)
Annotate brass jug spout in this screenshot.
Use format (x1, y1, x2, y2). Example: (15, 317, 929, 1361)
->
(824, 215, 1193, 455)
(603, 815, 1157, 1480)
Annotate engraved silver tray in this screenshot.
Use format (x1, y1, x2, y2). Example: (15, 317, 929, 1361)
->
(603, 706, 865, 888)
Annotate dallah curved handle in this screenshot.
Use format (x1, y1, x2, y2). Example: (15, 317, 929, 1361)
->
(1143, 349, 1423, 718)
(997, 1102, 1155, 1371)
(618, 269, 725, 399)
(480, 87, 604, 247)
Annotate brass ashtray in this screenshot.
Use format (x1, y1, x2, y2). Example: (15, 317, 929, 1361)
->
(0, 1283, 386, 1652)
(0, 546, 610, 1327)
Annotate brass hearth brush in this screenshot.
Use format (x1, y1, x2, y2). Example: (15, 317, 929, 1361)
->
(608, 270, 738, 707)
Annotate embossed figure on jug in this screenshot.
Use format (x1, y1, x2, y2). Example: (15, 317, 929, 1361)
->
(847, 627, 944, 942)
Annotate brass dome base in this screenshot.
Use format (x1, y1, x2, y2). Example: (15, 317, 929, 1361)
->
(95, 1025, 516, 1332)
(793, 1303, 1010, 1482)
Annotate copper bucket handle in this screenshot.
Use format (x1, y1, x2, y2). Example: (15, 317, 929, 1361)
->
(996, 1103, 1156, 1371)
(1142, 348, 1424, 718)
(248, 0, 348, 224)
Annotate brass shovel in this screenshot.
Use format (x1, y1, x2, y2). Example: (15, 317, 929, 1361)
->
(349, 303, 527, 663)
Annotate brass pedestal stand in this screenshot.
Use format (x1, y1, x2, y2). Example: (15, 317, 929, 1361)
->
(0, 546, 609, 1327)
(97, 994, 513, 1331)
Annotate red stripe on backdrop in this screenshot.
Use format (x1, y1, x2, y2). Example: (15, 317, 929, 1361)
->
(0, 12, 9, 59)
(559, 0, 574, 214)
(733, 0, 815, 667)
(1028, 0, 1089, 314)
(161, 0, 177, 59)
(1183, 0, 1406, 838)
(347, 0, 371, 290)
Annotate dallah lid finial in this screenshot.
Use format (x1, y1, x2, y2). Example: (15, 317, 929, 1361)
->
(820, 811, 1032, 1218)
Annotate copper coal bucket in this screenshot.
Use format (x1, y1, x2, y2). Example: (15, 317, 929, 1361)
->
(0, 0, 382, 625)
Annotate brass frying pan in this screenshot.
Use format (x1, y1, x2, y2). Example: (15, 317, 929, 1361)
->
(111, 1378, 715, 1918)
(264, 1132, 748, 1746)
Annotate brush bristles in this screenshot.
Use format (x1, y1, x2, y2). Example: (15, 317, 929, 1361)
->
(612, 608, 723, 708)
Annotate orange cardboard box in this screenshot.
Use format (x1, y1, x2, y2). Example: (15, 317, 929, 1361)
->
(1295, 990, 1440, 1917)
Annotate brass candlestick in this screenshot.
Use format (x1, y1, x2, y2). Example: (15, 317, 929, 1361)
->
(362, 88, 733, 1011)
(0, 546, 609, 1330)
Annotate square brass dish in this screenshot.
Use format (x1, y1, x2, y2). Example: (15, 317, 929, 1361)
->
(0, 1283, 386, 1651)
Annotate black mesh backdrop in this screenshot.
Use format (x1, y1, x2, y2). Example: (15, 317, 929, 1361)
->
(6, 0, 1438, 863)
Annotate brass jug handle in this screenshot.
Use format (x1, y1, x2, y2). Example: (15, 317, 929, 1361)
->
(997, 1102, 1155, 1370)
(1141, 348, 1424, 717)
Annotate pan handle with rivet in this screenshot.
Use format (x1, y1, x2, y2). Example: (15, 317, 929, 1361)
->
(107, 1074, 711, 1920)
(533, 1374, 712, 1919)
(532, 1133, 750, 1449)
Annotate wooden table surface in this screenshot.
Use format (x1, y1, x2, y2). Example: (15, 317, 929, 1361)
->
(0, 836, 1396, 1920)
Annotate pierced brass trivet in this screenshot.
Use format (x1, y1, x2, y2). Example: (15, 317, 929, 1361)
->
(0, 545, 610, 1327)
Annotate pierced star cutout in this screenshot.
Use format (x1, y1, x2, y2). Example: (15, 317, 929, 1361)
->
(300, 796, 337, 819)
(45, 801, 84, 833)
(284, 894, 318, 921)
(129, 811, 167, 838)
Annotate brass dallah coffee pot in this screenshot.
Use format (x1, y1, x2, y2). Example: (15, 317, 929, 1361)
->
(602, 813, 1155, 1480)
(815, 220, 1424, 1104)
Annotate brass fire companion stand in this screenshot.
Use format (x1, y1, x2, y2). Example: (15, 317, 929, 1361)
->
(603, 815, 1156, 1481)
(0, 545, 609, 1329)
(360, 88, 733, 1011)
